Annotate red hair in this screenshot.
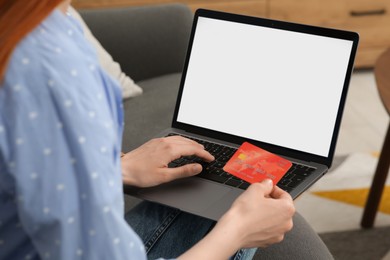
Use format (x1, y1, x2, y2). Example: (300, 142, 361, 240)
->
(0, 0, 63, 81)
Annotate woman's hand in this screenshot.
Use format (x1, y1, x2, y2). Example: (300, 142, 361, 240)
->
(217, 179, 295, 249)
(179, 179, 295, 260)
(121, 136, 214, 188)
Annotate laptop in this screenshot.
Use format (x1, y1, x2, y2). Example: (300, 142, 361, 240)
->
(125, 9, 359, 220)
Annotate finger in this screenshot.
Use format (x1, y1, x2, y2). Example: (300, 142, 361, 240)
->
(247, 179, 274, 197)
(169, 144, 215, 162)
(159, 163, 202, 182)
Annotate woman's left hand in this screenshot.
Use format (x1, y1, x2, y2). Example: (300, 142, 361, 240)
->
(121, 136, 215, 188)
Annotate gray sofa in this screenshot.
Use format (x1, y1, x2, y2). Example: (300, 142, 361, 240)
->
(81, 3, 192, 211)
(80, 5, 333, 259)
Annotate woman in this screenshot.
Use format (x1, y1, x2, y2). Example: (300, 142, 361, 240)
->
(0, 1, 333, 259)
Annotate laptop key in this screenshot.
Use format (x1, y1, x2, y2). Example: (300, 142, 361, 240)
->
(221, 150, 231, 157)
(283, 172, 295, 180)
(278, 185, 293, 193)
(231, 176, 242, 181)
(218, 156, 230, 163)
(213, 161, 225, 169)
(287, 177, 304, 188)
(291, 176, 305, 183)
(220, 171, 231, 178)
(239, 182, 250, 190)
(287, 168, 295, 174)
(278, 178, 291, 186)
(192, 157, 204, 163)
(168, 162, 179, 168)
(210, 169, 222, 176)
(174, 158, 185, 165)
(227, 148, 236, 156)
(294, 170, 311, 177)
(213, 169, 224, 175)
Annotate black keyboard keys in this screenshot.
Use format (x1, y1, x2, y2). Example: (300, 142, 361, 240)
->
(167, 133, 317, 194)
(277, 163, 317, 192)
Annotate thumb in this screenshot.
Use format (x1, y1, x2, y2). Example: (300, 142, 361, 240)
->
(159, 163, 202, 183)
(259, 178, 274, 196)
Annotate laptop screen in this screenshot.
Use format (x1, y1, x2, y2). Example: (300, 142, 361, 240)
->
(176, 15, 355, 158)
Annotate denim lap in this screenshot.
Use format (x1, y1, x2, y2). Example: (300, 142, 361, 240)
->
(125, 201, 256, 260)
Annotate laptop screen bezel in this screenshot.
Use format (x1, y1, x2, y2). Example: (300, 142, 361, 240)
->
(171, 9, 359, 168)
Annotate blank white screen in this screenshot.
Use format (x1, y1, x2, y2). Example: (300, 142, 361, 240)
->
(177, 17, 353, 157)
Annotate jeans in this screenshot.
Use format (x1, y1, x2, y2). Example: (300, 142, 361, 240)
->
(125, 201, 257, 260)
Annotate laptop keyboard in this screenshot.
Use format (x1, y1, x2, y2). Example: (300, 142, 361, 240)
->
(167, 133, 316, 193)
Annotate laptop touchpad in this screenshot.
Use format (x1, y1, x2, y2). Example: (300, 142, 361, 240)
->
(138, 178, 231, 212)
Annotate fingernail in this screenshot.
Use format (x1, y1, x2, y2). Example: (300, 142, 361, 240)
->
(262, 179, 273, 186)
(193, 164, 202, 173)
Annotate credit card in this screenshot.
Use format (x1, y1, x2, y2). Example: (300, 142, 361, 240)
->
(223, 142, 292, 185)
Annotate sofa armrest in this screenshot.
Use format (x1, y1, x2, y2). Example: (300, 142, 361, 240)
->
(79, 4, 193, 82)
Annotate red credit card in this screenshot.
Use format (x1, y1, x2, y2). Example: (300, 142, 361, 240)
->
(223, 142, 292, 185)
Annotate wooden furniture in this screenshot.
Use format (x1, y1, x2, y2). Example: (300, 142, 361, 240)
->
(361, 48, 390, 228)
(269, 0, 390, 69)
(73, 0, 390, 68)
(72, 0, 268, 17)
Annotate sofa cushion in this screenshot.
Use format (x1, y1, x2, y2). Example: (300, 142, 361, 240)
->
(79, 4, 192, 82)
(122, 73, 181, 151)
(70, 6, 143, 99)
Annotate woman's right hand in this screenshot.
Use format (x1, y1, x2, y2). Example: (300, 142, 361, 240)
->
(216, 179, 295, 249)
(179, 179, 295, 260)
